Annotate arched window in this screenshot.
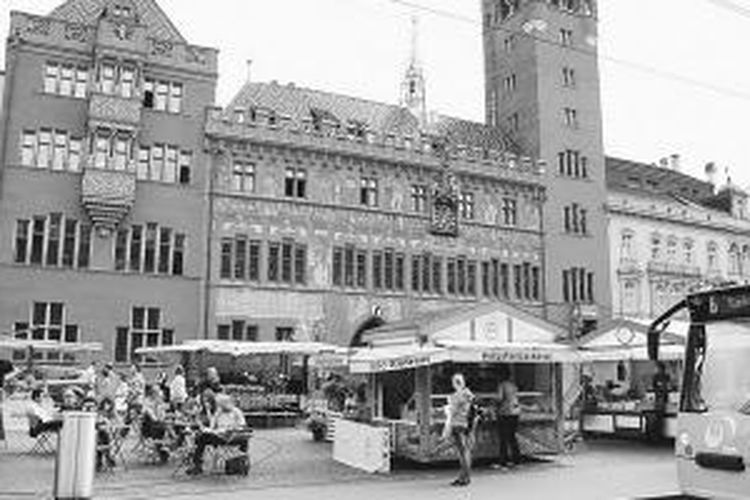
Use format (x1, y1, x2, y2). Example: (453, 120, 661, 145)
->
(707, 241, 719, 272)
(743, 245, 750, 276)
(729, 243, 741, 275)
(684, 239, 694, 265)
(666, 236, 678, 262)
(620, 229, 635, 262)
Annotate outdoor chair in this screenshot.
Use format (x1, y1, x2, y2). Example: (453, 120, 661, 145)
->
(207, 428, 253, 476)
(131, 415, 170, 464)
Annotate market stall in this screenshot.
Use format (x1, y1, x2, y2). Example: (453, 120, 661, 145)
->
(575, 319, 684, 440)
(136, 340, 338, 427)
(338, 303, 579, 467)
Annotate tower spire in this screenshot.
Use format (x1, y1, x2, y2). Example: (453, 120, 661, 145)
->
(400, 15, 427, 128)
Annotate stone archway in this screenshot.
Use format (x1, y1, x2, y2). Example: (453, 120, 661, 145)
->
(349, 315, 386, 348)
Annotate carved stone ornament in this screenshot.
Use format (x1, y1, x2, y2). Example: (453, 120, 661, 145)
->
(81, 168, 136, 235)
(26, 17, 52, 36)
(112, 22, 134, 40)
(64, 23, 91, 42)
(429, 137, 460, 237)
(151, 39, 173, 57)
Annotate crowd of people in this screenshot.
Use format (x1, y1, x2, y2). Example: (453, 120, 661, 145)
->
(25, 363, 250, 473)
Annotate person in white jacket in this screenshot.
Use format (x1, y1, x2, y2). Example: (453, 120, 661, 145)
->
(169, 365, 187, 410)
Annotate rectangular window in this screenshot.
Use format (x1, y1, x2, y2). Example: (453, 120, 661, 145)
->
(14, 220, 29, 264)
(502, 198, 518, 226)
(344, 245, 355, 287)
(30, 217, 46, 265)
(284, 168, 307, 198)
(52, 132, 67, 171)
(151, 145, 164, 181)
(37, 129, 52, 168)
(120, 66, 135, 99)
(513, 264, 522, 299)
(360, 177, 378, 207)
(143, 79, 154, 108)
(233, 235, 247, 280)
(248, 240, 260, 281)
(532, 266, 541, 301)
(276, 327, 294, 342)
(74, 67, 88, 98)
(115, 327, 129, 363)
(587, 272, 594, 303)
(523, 263, 531, 300)
(21, 131, 36, 166)
(217, 325, 230, 341)
(129, 225, 142, 272)
(113, 135, 128, 171)
(432, 256, 442, 295)
(77, 225, 91, 269)
(144, 223, 157, 273)
(232, 321, 245, 341)
(500, 263, 510, 299)
(62, 220, 77, 268)
(562, 67, 576, 87)
(233, 163, 255, 192)
(457, 257, 466, 295)
(282, 240, 294, 284)
(246, 325, 258, 342)
(44, 63, 59, 94)
(155, 81, 169, 111)
(179, 152, 192, 185)
(172, 233, 185, 276)
(68, 138, 81, 172)
(482, 261, 490, 297)
(467, 260, 477, 296)
(564, 107, 579, 128)
(164, 146, 178, 183)
(447, 258, 456, 295)
(137, 147, 150, 180)
(459, 192, 475, 220)
(384, 249, 394, 291)
(356, 250, 367, 289)
(395, 253, 405, 291)
(491, 259, 500, 298)
(411, 185, 428, 213)
(46, 213, 62, 266)
(373, 251, 383, 290)
(220, 238, 232, 279)
(560, 28, 573, 46)
(562, 270, 570, 303)
(94, 132, 109, 169)
(411, 255, 421, 293)
(115, 229, 128, 271)
(294, 244, 307, 285)
(169, 83, 183, 113)
(158, 228, 172, 274)
(422, 253, 431, 293)
(268, 242, 280, 282)
(100, 63, 116, 94)
(332, 247, 343, 286)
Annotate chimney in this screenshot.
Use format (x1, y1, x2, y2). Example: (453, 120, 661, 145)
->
(245, 60, 253, 83)
(670, 154, 680, 172)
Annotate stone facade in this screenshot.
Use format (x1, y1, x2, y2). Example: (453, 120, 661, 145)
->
(607, 157, 750, 319)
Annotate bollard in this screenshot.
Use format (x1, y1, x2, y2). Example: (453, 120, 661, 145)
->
(54, 411, 97, 500)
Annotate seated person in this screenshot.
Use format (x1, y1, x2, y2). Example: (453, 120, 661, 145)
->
(27, 389, 62, 436)
(187, 394, 249, 475)
(141, 385, 171, 462)
(95, 398, 121, 470)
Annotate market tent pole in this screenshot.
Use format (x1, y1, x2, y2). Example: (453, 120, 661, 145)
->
(415, 365, 431, 458)
(554, 362, 564, 453)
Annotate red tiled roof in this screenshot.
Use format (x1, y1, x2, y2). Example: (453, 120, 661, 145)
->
(49, 0, 186, 43)
(228, 81, 519, 153)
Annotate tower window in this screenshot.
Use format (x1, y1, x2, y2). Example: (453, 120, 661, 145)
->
(560, 29, 573, 46)
(562, 67, 576, 87)
(564, 108, 579, 128)
(507, 112, 519, 132)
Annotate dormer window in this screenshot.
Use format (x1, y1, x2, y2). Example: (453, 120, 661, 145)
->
(112, 5, 133, 18)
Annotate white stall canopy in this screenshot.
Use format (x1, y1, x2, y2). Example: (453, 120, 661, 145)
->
(349, 345, 450, 374)
(136, 340, 339, 358)
(576, 318, 685, 362)
(0, 338, 103, 352)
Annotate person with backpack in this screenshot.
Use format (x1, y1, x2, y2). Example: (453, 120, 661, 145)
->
(495, 364, 521, 469)
(442, 373, 474, 487)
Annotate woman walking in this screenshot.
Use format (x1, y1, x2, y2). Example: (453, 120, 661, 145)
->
(496, 365, 521, 468)
(442, 373, 474, 487)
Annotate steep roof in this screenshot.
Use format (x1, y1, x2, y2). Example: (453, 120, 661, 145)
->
(228, 81, 518, 153)
(49, 0, 186, 43)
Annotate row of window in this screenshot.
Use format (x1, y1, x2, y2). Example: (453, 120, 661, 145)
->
(230, 164, 518, 225)
(43, 61, 183, 113)
(114, 224, 186, 276)
(562, 268, 595, 303)
(114, 307, 174, 363)
(220, 237, 307, 285)
(12, 302, 79, 363)
(20, 128, 193, 184)
(216, 323, 295, 343)
(557, 149, 588, 179)
(331, 245, 541, 301)
(494, 105, 580, 133)
(14, 215, 91, 269)
(563, 203, 588, 235)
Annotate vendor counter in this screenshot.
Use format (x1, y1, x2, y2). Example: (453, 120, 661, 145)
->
(581, 392, 679, 440)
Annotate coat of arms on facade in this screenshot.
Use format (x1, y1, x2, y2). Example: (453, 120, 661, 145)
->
(429, 137, 460, 237)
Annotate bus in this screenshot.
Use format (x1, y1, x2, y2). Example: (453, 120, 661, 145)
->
(648, 285, 750, 499)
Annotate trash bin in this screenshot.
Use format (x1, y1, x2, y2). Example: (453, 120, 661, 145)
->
(54, 411, 97, 500)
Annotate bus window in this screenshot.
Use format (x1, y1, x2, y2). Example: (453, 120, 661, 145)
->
(683, 321, 750, 414)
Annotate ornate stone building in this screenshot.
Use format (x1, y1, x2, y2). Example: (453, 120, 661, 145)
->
(607, 157, 750, 319)
(0, 0, 217, 364)
(204, 79, 548, 346)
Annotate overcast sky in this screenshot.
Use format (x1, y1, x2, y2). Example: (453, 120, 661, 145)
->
(3, 0, 750, 187)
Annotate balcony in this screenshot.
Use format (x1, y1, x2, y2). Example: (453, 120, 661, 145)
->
(88, 92, 142, 131)
(81, 167, 136, 235)
(646, 261, 702, 277)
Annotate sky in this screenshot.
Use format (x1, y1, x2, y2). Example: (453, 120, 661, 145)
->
(2, 0, 750, 188)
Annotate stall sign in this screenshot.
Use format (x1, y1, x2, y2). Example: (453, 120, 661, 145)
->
(480, 350, 553, 363)
(371, 354, 435, 373)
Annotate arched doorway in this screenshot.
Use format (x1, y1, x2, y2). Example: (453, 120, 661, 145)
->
(350, 315, 385, 348)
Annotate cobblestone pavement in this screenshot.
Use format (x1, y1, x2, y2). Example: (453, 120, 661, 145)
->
(0, 429, 677, 500)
